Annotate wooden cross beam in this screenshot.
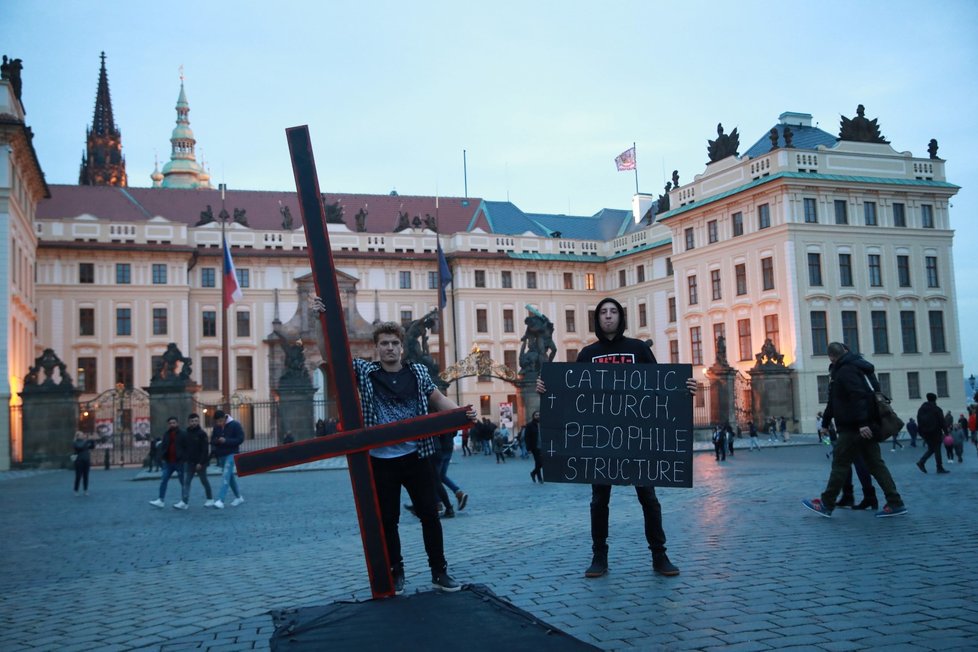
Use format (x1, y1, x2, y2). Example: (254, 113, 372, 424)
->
(234, 126, 472, 599)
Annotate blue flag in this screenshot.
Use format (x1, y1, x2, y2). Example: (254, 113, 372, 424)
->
(437, 238, 453, 309)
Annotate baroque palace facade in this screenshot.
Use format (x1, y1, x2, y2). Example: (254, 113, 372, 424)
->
(1, 57, 965, 466)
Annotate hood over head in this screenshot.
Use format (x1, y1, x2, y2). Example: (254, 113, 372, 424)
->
(594, 297, 627, 342)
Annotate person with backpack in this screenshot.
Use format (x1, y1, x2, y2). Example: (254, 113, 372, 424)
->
(916, 393, 949, 474)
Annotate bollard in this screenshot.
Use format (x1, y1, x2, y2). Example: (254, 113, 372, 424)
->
(104, 448, 110, 470)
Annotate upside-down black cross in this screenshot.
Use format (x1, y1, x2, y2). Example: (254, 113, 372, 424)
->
(235, 126, 472, 599)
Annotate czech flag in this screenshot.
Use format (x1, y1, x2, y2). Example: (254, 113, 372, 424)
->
(223, 237, 243, 309)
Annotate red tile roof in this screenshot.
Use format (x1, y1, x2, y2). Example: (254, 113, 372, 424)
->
(38, 184, 484, 234)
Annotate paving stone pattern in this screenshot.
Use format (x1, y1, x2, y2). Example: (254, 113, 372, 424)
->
(2, 440, 976, 651)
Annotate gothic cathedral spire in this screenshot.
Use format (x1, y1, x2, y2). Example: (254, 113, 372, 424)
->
(79, 52, 127, 186)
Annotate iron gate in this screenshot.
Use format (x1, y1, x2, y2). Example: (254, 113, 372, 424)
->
(78, 387, 152, 466)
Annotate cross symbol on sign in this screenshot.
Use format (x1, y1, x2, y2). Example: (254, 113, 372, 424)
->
(234, 126, 473, 599)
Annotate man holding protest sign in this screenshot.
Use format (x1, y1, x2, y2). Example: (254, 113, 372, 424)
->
(537, 297, 696, 579)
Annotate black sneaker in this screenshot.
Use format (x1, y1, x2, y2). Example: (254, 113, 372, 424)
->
(937, 468, 950, 474)
(393, 572, 405, 596)
(653, 555, 680, 577)
(431, 570, 461, 592)
(916, 461, 927, 474)
(441, 507, 455, 519)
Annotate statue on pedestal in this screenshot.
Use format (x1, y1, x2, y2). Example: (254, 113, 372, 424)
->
(519, 307, 557, 377)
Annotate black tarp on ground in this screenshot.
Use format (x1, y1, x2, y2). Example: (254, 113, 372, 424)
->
(269, 584, 599, 651)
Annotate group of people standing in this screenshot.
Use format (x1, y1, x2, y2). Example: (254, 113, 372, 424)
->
(147, 410, 244, 510)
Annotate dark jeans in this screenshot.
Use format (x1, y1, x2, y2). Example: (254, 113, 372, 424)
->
(438, 449, 460, 494)
(530, 448, 544, 481)
(841, 455, 875, 500)
(821, 428, 902, 509)
(370, 452, 446, 574)
(74, 461, 91, 491)
(181, 462, 212, 502)
(590, 484, 667, 556)
(158, 461, 185, 501)
(918, 435, 945, 471)
(714, 441, 726, 460)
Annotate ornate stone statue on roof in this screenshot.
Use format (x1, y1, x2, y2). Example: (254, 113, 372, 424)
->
(411, 214, 423, 228)
(839, 104, 888, 143)
(1, 55, 24, 102)
(394, 210, 411, 232)
(423, 213, 437, 231)
(519, 306, 557, 377)
(655, 182, 671, 215)
(233, 207, 248, 226)
(197, 204, 214, 226)
(671, 170, 680, 188)
(354, 207, 368, 232)
(928, 138, 939, 160)
(280, 204, 294, 230)
(769, 128, 780, 151)
(323, 199, 344, 224)
(707, 123, 740, 163)
(783, 125, 793, 148)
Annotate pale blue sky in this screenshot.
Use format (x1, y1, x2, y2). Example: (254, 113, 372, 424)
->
(4, 0, 977, 380)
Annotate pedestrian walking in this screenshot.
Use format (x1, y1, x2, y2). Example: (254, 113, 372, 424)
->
(726, 422, 735, 456)
(779, 416, 788, 442)
(526, 411, 544, 483)
(72, 431, 95, 496)
(438, 431, 468, 511)
(175, 413, 213, 509)
(211, 410, 245, 508)
(492, 424, 508, 463)
(906, 417, 919, 447)
(748, 420, 761, 451)
(802, 342, 907, 518)
(915, 393, 948, 474)
(149, 417, 185, 508)
(713, 425, 726, 462)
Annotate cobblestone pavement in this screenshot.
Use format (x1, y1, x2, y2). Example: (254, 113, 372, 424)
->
(2, 438, 976, 651)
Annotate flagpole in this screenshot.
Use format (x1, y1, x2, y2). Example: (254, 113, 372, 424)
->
(633, 141, 639, 195)
(435, 197, 446, 374)
(220, 183, 230, 413)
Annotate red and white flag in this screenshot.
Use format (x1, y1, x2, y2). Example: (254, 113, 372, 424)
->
(223, 237, 243, 309)
(615, 146, 636, 171)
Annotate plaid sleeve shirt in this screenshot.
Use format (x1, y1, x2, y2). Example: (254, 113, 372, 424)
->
(352, 358, 438, 458)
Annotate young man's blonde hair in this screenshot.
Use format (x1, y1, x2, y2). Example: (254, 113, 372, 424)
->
(372, 321, 405, 344)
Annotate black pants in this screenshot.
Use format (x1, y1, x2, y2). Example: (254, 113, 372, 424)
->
(427, 449, 452, 510)
(919, 435, 945, 471)
(714, 441, 726, 460)
(74, 461, 91, 491)
(841, 455, 875, 500)
(590, 484, 667, 557)
(370, 452, 446, 574)
(181, 462, 213, 502)
(530, 448, 544, 481)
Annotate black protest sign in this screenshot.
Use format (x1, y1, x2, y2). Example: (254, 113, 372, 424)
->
(539, 362, 694, 488)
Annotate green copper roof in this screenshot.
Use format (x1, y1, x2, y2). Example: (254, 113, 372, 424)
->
(657, 171, 960, 221)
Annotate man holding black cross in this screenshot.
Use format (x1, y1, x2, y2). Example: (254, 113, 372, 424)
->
(342, 318, 478, 594)
(538, 297, 696, 578)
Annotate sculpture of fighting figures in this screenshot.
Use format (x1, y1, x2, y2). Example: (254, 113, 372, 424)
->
(707, 123, 740, 163)
(519, 305, 557, 377)
(151, 343, 193, 384)
(404, 309, 440, 382)
(394, 210, 411, 232)
(23, 348, 75, 392)
(753, 338, 786, 368)
(275, 334, 311, 385)
(715, 334, 729, 368)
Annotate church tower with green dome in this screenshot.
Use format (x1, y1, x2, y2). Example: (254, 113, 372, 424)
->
(156, 73, 212, 189)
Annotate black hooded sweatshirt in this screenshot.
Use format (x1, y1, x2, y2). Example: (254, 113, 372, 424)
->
(576, 297, 656, 365)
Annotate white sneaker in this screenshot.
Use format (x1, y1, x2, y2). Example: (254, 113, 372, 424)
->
(230, 496, 245, 507)
(173, 501, 189, 510)
(149, 499, 165, 508)
(204, 499, 215, 507)
(213, 500, 225, 509)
